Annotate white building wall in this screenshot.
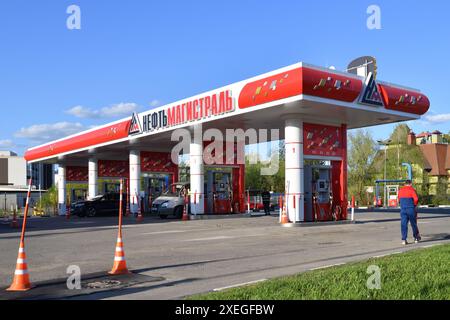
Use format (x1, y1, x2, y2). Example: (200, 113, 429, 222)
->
(7, 156, 27, 186)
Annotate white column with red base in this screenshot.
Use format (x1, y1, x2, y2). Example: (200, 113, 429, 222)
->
(285, 118, 304, 223)
(88, 158, 98, 200)
(190, 141, 204, 215)
(57, 165, 66, 216)
(129, 150, 141, 214)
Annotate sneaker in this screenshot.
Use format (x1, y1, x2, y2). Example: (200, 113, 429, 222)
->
(414, 238, 421, 243)
(402, 240, 408, 245)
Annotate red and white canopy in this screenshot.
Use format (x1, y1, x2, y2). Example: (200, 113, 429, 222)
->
(25, 62, 430, 164)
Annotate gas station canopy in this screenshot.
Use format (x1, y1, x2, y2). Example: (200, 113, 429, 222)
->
(25, 62, 430, 164)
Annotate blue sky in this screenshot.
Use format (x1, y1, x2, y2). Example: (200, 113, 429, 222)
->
(0, 0, 449, 155)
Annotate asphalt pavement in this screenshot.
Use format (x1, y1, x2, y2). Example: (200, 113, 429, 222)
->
(0, 209, 449, 300)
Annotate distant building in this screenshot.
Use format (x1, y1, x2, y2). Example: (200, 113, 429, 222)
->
(0, 151, 27, 187)
(413, 130, 447, 145)
(407, 131, 450, 197)
(0, 150, 49, 211)
(28, 162, 55, 190)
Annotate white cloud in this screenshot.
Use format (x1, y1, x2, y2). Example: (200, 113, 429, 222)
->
(100, 102, 140, 117)
(66, 102, 140, 119)
(0, 139, 16, 149)
(66, 105, 97, 118)
(15, 122, 85, 143)
(150, 99, 160, 107)
(424, 113, 450, 124)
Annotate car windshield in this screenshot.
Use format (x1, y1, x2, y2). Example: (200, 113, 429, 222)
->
(163, 184, 185, 197)
(92, 195, 104, 200)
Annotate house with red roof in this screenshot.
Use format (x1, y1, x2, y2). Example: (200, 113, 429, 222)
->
(408, 131, 450, 198)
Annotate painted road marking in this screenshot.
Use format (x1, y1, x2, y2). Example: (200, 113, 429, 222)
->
(140, 227, 215, 236)
(310, 263, 345, 270)
(70, 221, 96, 224)
(372, 252, 402, 258)
(140, 230, 189, 235)
(213, 279, 268, 292)
(184, 234, 266, 242)
(421, 244, 443, 248)
(373, 254, 390, 258)
(185, 236, 233, 242)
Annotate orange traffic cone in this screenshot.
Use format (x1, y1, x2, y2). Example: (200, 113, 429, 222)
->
(280, 204, 290, 225)
(109, 234, 130, 275)
(136, 197, 143, 223)
(7, 241, 32, 291)
(125, 202, 131, 217)
(10, 208, 19, 228)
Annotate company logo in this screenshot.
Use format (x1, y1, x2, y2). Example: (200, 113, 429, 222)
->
(128, 112, 142, 135)
(360, 72, 384, 107)
(127, 90, 235, 137)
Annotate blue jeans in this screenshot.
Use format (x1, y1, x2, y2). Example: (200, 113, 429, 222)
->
(401, 208, 419, 241)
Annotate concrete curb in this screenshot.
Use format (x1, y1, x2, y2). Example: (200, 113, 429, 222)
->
(188, 213, 278, 220)
(282, 220, 356, 228)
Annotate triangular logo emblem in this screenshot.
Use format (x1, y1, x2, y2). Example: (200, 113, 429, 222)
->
(360, 72, 384, 107)
(128, 112, 142, 135)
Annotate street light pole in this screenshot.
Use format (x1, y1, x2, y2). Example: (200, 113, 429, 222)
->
(384, 146, 387, 208)
(377, 139, 392, 208)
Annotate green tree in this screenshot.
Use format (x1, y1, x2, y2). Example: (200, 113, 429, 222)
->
(36, 185, 58, 215)
(371, 124, 428, 201)
(347, 129, 377, 204)
(389, 123, 410, 144)
(443, 131, 450, 144)
(245, 141, 285, 192)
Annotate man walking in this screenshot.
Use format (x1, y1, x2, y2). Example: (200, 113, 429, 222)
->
(398, 180, 421, 245)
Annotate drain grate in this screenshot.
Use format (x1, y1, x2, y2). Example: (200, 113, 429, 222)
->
(84, 280, 122, 289)
(0, 273, 165, 300)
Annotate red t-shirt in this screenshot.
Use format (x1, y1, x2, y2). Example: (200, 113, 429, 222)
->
(398, 185, 419, 206)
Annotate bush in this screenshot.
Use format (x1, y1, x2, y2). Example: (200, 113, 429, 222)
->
(36, 185, 58, 215)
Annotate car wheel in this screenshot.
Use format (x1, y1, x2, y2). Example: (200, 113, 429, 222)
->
(174, 206, 183, 219)
(159, 214, 168, 219)
(86, 207, 97, 217)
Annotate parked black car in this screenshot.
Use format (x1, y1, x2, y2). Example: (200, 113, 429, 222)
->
(71, 193, 127, 217)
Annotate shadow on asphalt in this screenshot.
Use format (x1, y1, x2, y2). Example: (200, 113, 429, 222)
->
(0, 214, 182, 236)
(66, 278, 200, 300)
(423, 233, 450, 242)
(356, 208, 450, 214)
(0, 212, 272, 237)
(356, 214, 450, 224)
(1, 209, 449, 238)
(0, 271, 166, 300)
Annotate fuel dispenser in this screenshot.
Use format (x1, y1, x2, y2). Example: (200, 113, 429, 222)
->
(143, 174, 171, 213)
(71, 188, 87, 202)
(103, 182, 120, 194)
(304, 165, 333, 222)
(206, 170, 233, 214)
(387, 185, 399, 208)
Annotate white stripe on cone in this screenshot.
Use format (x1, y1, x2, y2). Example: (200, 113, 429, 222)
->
(16, 259, 26, 264)
(114, 256, 125, 261)
(14, 269, 28, 275)
(115, 247, 123, 252)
